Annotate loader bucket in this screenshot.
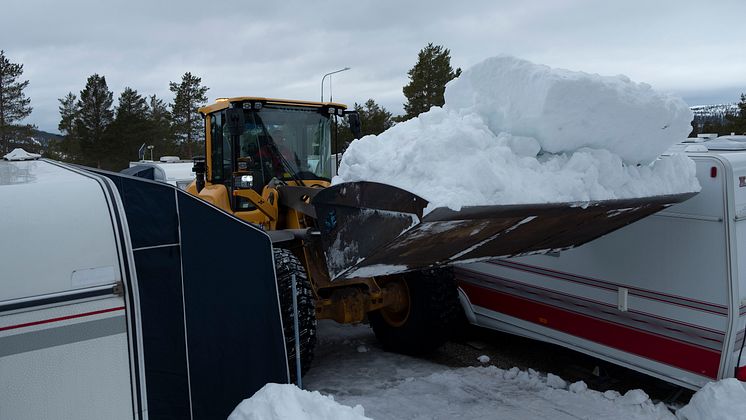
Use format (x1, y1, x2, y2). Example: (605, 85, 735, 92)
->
(312, 181, 696, 280)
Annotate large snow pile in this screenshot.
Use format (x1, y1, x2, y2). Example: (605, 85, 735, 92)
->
(228, 383, 371, 420)
(335, 56, 699, 211)
(444, 56, 692, 163)
(677, 379, 746, 420)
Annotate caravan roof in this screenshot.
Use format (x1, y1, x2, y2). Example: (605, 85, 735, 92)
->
(127, 160, 194, 189)
(0, 159, 121, 301)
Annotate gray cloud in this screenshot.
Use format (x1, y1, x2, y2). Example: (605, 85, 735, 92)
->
(3, 0, 745, 132)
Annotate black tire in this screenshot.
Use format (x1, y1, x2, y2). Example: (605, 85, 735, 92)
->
(273, 248, 317, 383)
(369, 267, 461, 355)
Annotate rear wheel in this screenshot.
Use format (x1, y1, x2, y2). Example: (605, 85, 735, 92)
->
(273, 248, 317, 383)
(369, 267, 461, 355)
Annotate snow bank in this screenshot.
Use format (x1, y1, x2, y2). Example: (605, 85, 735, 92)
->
(228, 383, 371, 420)
(335, 56, 699, 212)
(677, 379, 746, 420)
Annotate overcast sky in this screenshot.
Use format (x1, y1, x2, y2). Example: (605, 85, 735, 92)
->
(3, 0, 746, 133)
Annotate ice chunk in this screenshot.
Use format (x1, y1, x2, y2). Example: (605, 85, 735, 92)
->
(617, 389, 650, 405)
(569, 380, 588, 393)
(546, 373, 567, 389)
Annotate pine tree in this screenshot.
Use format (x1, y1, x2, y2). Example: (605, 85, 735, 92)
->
(725, 93, 746, 135)
(147, 94, 179, 157)
(0, 50, 34, 154)
(169, 72, 208, 158)
(116, 87, 149, 118)
(400, 43, 461, 121)
(148, 94, 170, 124)
(58, 92, 78, 136)
(103, 87, 150, 169)
(701, 120, 723, 136)
(358, 99, 394, 136)
(54, 92, 81, 162)
(334, 98, 394, 153)
(75, 74, 113, 167)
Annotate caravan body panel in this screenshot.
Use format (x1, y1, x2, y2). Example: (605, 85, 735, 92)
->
(1, 159, 288, 419)
(0, 160, 134, 419)
(458, 150, 746, 389)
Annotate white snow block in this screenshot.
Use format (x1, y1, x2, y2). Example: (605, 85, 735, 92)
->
(444, 55, 693, 164)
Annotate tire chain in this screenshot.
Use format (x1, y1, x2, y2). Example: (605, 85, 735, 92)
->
(273, 248, 317, 381)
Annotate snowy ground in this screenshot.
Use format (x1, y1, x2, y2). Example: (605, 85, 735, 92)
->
(302, 321, 676, 420)
(231, 320, 746, 419)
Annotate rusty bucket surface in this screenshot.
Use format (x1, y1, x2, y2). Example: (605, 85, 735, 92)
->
(312, 181, 696, 280)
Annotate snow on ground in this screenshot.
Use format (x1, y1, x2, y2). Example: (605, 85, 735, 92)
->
(228, 383, 371, 420)
(335, 56, 699, 212)
(229, 321, 745, 419)
(676, 379, 746, 420)
(302, 321, 676, 420)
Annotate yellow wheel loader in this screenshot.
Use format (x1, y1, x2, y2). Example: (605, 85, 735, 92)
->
(186, 97, 695, 377)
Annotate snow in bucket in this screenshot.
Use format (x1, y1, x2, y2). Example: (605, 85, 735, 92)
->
(334, 56, 699, 213)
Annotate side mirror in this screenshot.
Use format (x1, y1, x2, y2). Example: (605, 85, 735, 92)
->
(346, 111, 362, 139)
(192, 156, 206, 193)
(226, 108, 245, 136)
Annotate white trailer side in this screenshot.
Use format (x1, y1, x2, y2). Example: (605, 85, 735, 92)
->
(0, 159, 135, 419)
(457, 146, 746, 390)
(1, 154, 289, 419)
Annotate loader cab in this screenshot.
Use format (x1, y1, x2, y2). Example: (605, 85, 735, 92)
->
(196, 97, 349, 220)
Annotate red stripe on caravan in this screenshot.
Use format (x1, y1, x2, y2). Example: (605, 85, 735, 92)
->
(458, 267, 726, 338)
(0, 306, 126, 332)
(460, 282, 721, 379)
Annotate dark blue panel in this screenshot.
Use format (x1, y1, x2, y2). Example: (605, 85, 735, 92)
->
(133, 246, 190, 420)
(87, 168, 286, 419)
(178, 193, 288, 420)
(96, 171, 179, 249)
(121, 166, 156, 179)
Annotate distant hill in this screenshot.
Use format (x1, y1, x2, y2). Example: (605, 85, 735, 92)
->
(690, 103, 739, 125)
(28, 129, 63, 147)
(8, 129, 63, 154)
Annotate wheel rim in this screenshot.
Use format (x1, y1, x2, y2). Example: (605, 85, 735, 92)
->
(379, 280, 410, 327)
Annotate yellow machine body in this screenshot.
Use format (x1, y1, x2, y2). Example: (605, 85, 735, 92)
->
(187, 97, 408, 324)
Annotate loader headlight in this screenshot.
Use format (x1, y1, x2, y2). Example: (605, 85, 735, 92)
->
(235, 174, 254, 189)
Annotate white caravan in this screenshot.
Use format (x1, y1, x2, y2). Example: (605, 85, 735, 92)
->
(457, 137, 746, 390)
(1, 152, 134, 419)
(0, 150, 288, 419)
(126, 156, 195, 190)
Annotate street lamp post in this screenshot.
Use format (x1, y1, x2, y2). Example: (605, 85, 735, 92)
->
(320, 67, 350, 102)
